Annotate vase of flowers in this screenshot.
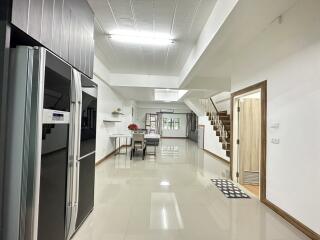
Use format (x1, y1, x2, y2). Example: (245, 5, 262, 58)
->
(128, 123, 139, 132)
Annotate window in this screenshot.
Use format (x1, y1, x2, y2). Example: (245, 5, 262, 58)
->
(162, 118, 181, 130)
(174, 119, 180, 130)
(145, 113, 158, 133)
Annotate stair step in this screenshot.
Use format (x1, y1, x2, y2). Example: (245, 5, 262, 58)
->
(216, 131, 229, 137)
(226, 150, 230, 157)
(221, 120, 230, 124)
(210, 116, 230, 122)
(213, 124, 230, 131)
(223, 143, 230, 150)
(219, 115, 230, 120)
(219, 136, 230, 143)
(218, 111, 228, 116)
(212, 120, 230, 125)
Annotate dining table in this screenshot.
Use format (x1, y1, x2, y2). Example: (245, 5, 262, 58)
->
(110, 133, 161, 155)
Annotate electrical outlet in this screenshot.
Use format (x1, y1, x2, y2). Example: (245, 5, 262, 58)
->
(270, 123, 280, 129)
(271, 138, 280, 144)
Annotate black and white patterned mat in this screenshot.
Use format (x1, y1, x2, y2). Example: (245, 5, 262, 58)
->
(211, 179, 250, 199)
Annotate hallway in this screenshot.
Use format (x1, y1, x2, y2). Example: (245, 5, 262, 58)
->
(73, 139, 308, 240)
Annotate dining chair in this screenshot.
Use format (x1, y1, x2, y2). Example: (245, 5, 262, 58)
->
(130, 133, 146, 160)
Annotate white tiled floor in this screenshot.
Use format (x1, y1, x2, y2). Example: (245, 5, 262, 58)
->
(72, 139, 309, 240)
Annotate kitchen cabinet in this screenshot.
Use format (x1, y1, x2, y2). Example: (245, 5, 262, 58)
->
(28, 0, 43, 41)
(11, 0, 28, 32)
(61, 5, 71, 61)
(41, 0, 55, 49)
(10, 0, 94, 78)
(52, 0, 63, 54)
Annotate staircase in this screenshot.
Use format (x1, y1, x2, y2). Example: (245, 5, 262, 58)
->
(207, 111, 231, 157)
(200, 98, 231, 159)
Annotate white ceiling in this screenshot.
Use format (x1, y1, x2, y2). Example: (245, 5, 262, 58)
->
(180, 0, 310, 89)
(112, 86, 186, 102)
(88, 0, 217, 75)
(112, 87, 155, 102)
(112, 85, 218, 102)
(89, 0, 320, 104)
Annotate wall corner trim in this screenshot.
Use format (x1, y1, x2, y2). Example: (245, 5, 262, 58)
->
(95, 145, 130, 166)
(203, 149, 230, 164)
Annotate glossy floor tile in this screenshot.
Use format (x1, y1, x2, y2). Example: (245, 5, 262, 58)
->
(72, 139, 309, 240)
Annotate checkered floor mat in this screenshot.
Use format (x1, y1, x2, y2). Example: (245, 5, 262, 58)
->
(211, 179, 250, 199)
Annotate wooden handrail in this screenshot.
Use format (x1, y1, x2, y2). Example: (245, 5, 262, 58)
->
(209, 97, 219, 113)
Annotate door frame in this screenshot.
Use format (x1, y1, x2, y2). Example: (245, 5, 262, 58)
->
(230, 80, 267, 201)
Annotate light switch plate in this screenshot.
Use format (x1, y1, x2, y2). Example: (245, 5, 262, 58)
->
(271, 138, 280, 144)
(270, 123, 280, 129)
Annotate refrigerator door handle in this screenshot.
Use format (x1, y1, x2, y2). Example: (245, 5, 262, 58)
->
(65, 69, 82, 240)
(66, 69, 82, 239)
(75, 159, 81, 206)
(75, 69, 82, 205)
(74, 102, 82, 206)
(30, 47, 46, 240)
(65, 102, 77, 239)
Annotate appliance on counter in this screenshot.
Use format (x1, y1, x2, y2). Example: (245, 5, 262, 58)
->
(5, 46, 97, 240)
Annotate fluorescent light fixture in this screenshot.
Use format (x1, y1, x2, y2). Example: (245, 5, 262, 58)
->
(154, 89, 188, 102)
(160, 180, 171, 186)
(108, 29, 174, 46)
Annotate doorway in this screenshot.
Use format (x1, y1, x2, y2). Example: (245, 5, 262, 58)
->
(230, 81, 267, 200)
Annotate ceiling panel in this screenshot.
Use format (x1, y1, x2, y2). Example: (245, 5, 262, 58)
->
(132, 0, 154, 32)
(153, 0, 176, 34)
(173, 0, 201, 41)
(88, 0, 217, 76)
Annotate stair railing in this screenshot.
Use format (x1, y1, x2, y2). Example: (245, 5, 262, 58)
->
(200, 98, 229, 147)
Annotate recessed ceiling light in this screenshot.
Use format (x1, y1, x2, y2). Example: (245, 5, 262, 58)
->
(108, 29, 174, 46)
(160, 180, 170, 186)
(154, 89, 188, 102)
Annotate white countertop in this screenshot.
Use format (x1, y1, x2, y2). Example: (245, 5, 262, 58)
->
(109, 133, 132, 138)
(110, 133, 161, 139)
(145, 134, 160, 139)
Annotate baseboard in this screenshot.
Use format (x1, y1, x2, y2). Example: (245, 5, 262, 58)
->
(203, 149, 230, 164)
(262, 199, 319, 240)
(95, 150, 116, 166)
(95, 145, 130, 166)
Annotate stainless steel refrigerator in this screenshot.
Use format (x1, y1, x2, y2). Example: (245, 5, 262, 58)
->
(4, 46, 97, 240)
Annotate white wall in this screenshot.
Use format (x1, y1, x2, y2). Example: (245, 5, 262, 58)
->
(184, 98, 206, 117)
(93, 56, 135, 162)
(161, 113, 187, 138)
(231, 39, 320, 236)
(198, 116, 229, 162)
